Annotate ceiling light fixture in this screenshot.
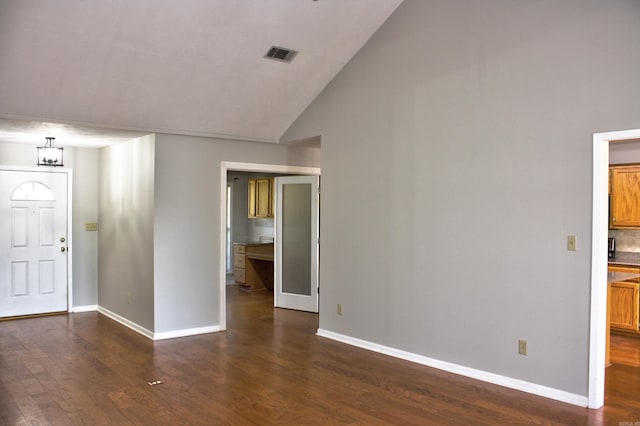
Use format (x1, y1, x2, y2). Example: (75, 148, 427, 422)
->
(37, 136, 64, 167)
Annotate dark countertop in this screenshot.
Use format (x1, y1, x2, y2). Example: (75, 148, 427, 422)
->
(609, 251, 640, 266)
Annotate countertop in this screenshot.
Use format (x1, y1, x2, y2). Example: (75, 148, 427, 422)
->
(608, 251, 640, 283)
(246, 253, 274, 261)
(233, 241, 274, 246)
(607, 271, 640, 284)
(608, 251, 640, 266)
(235, 241, 274, 262)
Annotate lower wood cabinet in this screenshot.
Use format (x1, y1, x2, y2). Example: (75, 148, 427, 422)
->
(233, 243, 274, 291)
(608, 264, 640, 332)
(609, 281, 639, 330)
(233, 244, 246, 284)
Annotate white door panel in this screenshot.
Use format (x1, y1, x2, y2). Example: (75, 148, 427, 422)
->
(275, 176, 319, 313)
(0, 170, 68, 317)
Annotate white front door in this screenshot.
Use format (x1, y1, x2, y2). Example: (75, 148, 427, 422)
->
(275, 176, 319, 313)
(0, 170, 69, 317)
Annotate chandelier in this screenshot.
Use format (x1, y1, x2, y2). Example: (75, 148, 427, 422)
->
(37, 137, 64, 167)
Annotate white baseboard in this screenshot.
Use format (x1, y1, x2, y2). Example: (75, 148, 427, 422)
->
(153, 325, 221, 341)
(316, 328, 588, 408)
(71, 305, 98, 313)
(97, 306, 221, 341)
(97, 306, 154, 340)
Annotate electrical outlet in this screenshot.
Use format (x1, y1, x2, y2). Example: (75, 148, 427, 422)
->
(337, 304, 342, 315)
(518, 339, 527, 355)
(567, 235, 576, 251)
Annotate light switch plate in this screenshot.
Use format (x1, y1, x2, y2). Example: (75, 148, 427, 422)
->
(567, 235, 576, 251)
(518, 339, 527, 355)
(85, 222, 98, 231)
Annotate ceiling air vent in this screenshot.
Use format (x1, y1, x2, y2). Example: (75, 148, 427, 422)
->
(264, 46, 298, 63)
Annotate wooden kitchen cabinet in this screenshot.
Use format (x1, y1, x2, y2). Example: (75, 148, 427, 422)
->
(608, 264, 640, 332)
(610, 282, 639, 331)
(610, 165, 640, 228)
(233, 243, 274, 291)
(248, 178, 274, 218)
(233, 244, 246, 284)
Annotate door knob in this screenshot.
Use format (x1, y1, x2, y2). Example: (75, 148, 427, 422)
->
(61, 247, 66, 252)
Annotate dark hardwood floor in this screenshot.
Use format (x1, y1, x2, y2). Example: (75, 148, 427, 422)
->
(1, 288, 640, 424)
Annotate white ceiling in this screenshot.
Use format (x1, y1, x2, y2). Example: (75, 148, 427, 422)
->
(0, 0, 403, 147)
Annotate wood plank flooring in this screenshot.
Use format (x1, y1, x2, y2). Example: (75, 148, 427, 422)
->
(1, 287, 640, 424)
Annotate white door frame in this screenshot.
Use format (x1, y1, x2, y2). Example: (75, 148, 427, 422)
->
(219, 161, 320, 331)
(589, 128, 640, 409)
(0, 165, 73, 313)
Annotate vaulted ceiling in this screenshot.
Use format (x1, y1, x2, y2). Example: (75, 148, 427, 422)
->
(0, 0, 403, 147)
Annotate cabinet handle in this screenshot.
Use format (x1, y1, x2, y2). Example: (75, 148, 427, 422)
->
(612, 217, 617, 222)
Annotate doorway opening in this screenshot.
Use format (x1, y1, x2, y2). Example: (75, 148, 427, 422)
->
(219, 162, 321, 331)
(590, 128, 640, 409)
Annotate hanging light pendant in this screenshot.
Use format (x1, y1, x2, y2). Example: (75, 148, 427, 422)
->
(37, 137, 64, 167)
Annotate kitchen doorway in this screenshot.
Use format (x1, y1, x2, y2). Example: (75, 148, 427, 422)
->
(590, 128, 640, 408)
(218, 162, 321, 331)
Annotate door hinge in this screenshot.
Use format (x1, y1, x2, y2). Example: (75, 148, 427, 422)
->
(317, 287, 320, 294)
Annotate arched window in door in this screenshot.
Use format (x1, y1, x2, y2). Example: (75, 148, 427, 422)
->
(10, 181, 56, 201)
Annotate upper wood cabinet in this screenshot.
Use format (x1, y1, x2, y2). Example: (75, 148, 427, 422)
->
(248, 178, 274, 218)
(610, 165, 640, 228)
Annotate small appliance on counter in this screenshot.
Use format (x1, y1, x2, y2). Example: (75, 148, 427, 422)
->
(608, 237, 616, 260)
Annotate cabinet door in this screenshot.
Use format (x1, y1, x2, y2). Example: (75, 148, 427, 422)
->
(234, 267, 246, 284)
(248, 178, 273, 218)
(233, 245, 246, 284)
(610, 165, 640, 228)
(255, 178, 272, 218)
(610, 282, 639, 331)
(248, 179, 257, 218)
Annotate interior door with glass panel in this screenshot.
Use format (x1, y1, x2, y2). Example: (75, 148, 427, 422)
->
(0, 170, 68, 317)
(275, 175, 319, 312)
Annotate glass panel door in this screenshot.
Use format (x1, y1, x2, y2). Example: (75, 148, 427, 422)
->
(275, 176, 319, 312)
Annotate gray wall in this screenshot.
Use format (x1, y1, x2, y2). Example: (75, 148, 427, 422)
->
(98, 135, 155, 330)
(610, 140, 640, 165)
(228, 173, 250, 246)
(0, 141, 99, 308)
(283, 0, 640, 397)
(69, 147, 99, 307)
(0, 134, 317, 333)
(153, 134, 319, 333)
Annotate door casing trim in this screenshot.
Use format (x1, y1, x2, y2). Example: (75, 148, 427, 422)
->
(0, 165, 73, 313)
(219, 161, 320, 331)
(590, 128, 640, 409)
